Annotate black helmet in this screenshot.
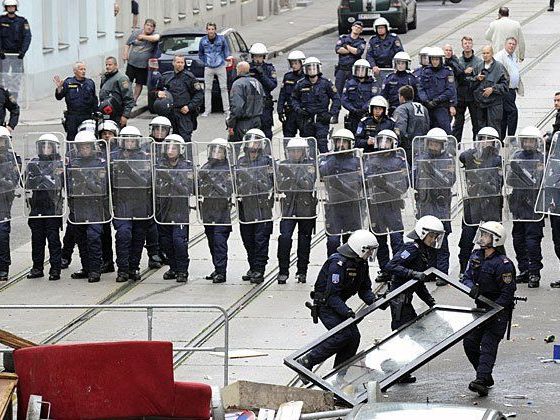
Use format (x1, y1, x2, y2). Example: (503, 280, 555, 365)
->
(153, 91, 174, 116)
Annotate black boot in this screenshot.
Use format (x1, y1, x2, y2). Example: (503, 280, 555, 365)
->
(163, 270, 177, 280)
(551, 280, 560, 288)
(396, 374, 417, 384)
(128, 271, 141, 281)
(49, 270, 61, 281)
(250, 271, 264, 284)
(548, 0, 554, 11)
(296, 273, 307, 283)
(242, 270, 256, 281)
(0, 271, 7, 281)
(27, 268, 44, 279)
(176, 272, 188, 283)
(528, 274, 540, 288)
(71, 269, 88, 279)
(277, 273, 288, 284)
(205, 270, 217, 280)
(116, 272, 129, 283)
(517, 271, 529, 283)
(469, 379, 489, 396)
(296, 355, 314, 385)
(88, 272, 101, 283)
(213, 273, 226, 284)
(61, 258, 70, 269)
(148, 254, 163, 269)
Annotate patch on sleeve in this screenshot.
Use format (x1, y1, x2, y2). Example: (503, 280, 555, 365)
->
(194, 82, 203, 90)
(448, 74, 454, 83)
(502, 272, 513, 284)
(331, 273, 340, 284)
(24, 24, 30, 30)
(400, 250, 410, 260)
(395, 40, 401, 47)
(337, 260, 343, 266)
(121, 80, 130, 89)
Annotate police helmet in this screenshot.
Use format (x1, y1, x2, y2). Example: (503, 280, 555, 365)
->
(342, 229, 379, 261)
(393, 51, 411, 70)
(285, 137, 309, 161)
(303, 56, 322, 77)
(162, 134, 185, 157)
(352, 59, 371, 78)
(73, 131, 98, 155)
(3, 0, 17, 11)
(428, 47, 445, 68)
(77, 119, 97, 134)
(119, 125, 142, 150)
(475, 221, 506, 248)
(425, 127, 448, 155)
(243, 128, 266, 142)
(208, 137, 229, 161)
(36, 133, 60, 157)
(419, 47, 432, 67)
(369, 95, 389, 115)
(476, 126, 499, 141)
(518, 126, 542, 151)
(149, 116, 172, 141)
(331, 128, 354, 151)
(407, 215, 445, 249)
(375, 129, 398, 150)
(153, 91, 174, 116)
(97, 120, 120, 137)
(373, 17, 390, 33)
(99, 96, 119, 116)
(287, 50, 306, 67)
(249, 42, 268, 56)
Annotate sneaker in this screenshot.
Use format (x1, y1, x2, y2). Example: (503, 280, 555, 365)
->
(296, 273, 307, 284)
(468, 379, 489, 397)
(242, 270, 256, 281)
(61, 258, 70, 269)
(205, 270, 217, 280)
(163, 270, 177, 280)
(212, 273, 226, 284)
(551, 280, 560, 288)
(296, 355, 314, 385)
(101, 262, 115, 273)
(49, 271, 61, 281)
(71, 269, 88, 279)
(27, 268, 44, 279)
(375, 271, 391, 283)
(517, 271, 529, 284)
(176, 272, 188, 283)
(277, 273, 288, 284)
(396, 374, 417, 384)
(128, 271, 141, 281)
(116, 272, 129, 283)
(148, 255, 163, 269)
(88, 272, 101, 283)
(528, 274, 540, 288)
(250, 271, 264, 284)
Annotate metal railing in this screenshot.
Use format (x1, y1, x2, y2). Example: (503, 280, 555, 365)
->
(0, 303, 230, 386)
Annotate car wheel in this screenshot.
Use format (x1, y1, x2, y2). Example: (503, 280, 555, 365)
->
(409, 7, 417, 30)
(397, 14, 408, 34)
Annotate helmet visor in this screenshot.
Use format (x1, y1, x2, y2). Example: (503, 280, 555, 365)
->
(375, 135, 395, 150)
(333, 137, 351, 151)
(151, 125, 171, 140)
(353, 65, 368, 78)
(424, 230, 444, 249)
(394, 59, 409, 71)
(474, 228, 496, 248)
(208, 144, 226, 160)
(287, 146, 308, 161)
(519, 136, 538, 151)
(37, 140, 57, 156)
(305, 63, 320, 77)
(120, 137, 140, 150)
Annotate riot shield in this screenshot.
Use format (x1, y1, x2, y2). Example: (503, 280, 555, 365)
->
(536, 132, 560, 216)
(504, 135, 545, 222)
(0, 53, 26, 106)
(362, 148, 410, 234)
(64, 139, 111, 224)
(232, 138, 276, 224)
(110, 137, 153, 220)
(458, 140, 505, 225)
(194, 141, 236, 226)
(0, 137, 22, 223)
(373, 68, 394, 93)
(23, 133, 66, 218)
(152, 142, 194, 225)
(412, 135, 457, 221)
(318, 148, 369, 235)
(274, 137, 318, 220)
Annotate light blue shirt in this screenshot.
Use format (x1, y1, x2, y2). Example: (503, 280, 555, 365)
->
(505, 52, 520, 89)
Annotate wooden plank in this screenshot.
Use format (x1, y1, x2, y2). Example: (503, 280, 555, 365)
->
(0, 328, 36, 349)
(0, 373, 18, 419)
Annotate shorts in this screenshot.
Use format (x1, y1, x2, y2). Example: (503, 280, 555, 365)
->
(126, 64, 148, 85)
(131, 0, 139, 15)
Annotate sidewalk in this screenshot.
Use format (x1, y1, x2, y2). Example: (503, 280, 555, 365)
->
(18, 0, 338, 126)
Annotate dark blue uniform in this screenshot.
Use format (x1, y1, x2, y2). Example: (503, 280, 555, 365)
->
(385, 241, 436, 330)
(418, 66, 457, 134)
(277, 69, 304, 137)
(292, 75, 341, 153)
(341, 76, 379, 133)
(0, 87, 18, 129)
(461, 249, 515, 383)
(366, 34, 403, 69)
(55, 77, 97, 141)
(381, 70, 417, 113)
(306, 252, 375, 367)
(334, 34, 366, 94)
(355, 116, 395, 153)
(249, 62, 277, 140)
(0, 13, 31, 55)
(0, 150, 19, 278)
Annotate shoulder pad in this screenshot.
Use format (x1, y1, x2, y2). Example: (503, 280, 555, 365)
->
(360, 116, 369, 122)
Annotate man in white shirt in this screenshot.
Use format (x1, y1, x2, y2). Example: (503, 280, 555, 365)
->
(495, 37, 523, 139)
(485, 7, 525, 62)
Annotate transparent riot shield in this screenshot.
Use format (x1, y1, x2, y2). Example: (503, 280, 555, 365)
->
(372, 68, 393, 93)
(318, 148, 369, 235)
(504, 135, 545, 222)
(274, 137, 318, 220)
(412, 135, 457, 221)
(458, 140, 505, 225)
(536, 132, 560, 216)
(0, 53, 26, 107)
(362, 148, 410, 234)
(0, 137, 23, 223)
(110, 137, 153, 220)
(152, 142, 194, 225)
(194, 141, 236, 226)
(22, 133, 66, 218)
(232, 138, 276, 224)
(64, 139, 111, 224)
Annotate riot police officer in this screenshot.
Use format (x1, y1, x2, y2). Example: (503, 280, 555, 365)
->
(54, 61, 98, 141)
(0, 86, 19, 131)
(278, 50, 306, 137)
(292, 57, 340, 154)
(417, 47, 456, 134)
(25, 133, 63, 281)
(334, 21, 366, 96)
(99, 56, 135, 128)
(461, 221, 515, 397)
(366, 18, 404, 76)
(149, 116, 172, 143)
(97, 120, 120, 153)
(155, 54, 203, 142)
(413, 47, 432, 79)
(198, 138, 234, 284)
(0, 0, 31, 82)
(297, 230, 378, 374)
(341, 59, 377, 133)
(355, 96, 394, 153)
(276, 137, 317, 285)
(381, 51, 417, 115)
(249, 43, 277, 140)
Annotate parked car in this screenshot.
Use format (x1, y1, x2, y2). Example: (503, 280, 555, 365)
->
(147, 27, 250, 113)
(337, 0, 417, 35)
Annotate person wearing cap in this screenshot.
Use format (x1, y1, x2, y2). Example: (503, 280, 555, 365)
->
(99, 56, 135, 128)
(334, 21, 366, 96)
(366, 17, 404, 77)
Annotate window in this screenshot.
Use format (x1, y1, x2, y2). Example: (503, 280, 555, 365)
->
(42, 0, 54, 52)
(193, 0, 200, 14)
(159, 34, 203, 55)
(206, 0, 214, 10)
(163, 0, 172, 23)
(78, 0, 88, 42)
(235, 33, 248, 52)
(57, 0, 70, 49)
(228, 33, 239, 54)
(97, 0, 106, 37)
(178, 0, 187, 19)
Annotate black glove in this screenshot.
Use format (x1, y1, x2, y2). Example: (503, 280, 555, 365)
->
(346, 309, 356, 319)
(427, 298, 436, 308)
(0, 52, 5, 60)
(17, 53, 24, 59)
(318, 112, 332, 124)
(469, 284, 480, 299)
(299, 109, 311, 118)
(409, 270, 427, 282)
(278, 111, 286, 123)
(253, 66, 264, 75)
(425, 100, 437, 110)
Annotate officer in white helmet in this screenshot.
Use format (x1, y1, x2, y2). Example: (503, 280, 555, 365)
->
(334, 20, 366, 95)
(366, 17, 404, 76)
(249, 43, 277, 140)
(413, 47, 433, 78)
(97, 120, 120, 152)
(355, 96, 394, 153)
(341, 58, 377, 133)
(461, 221, 515, 397)
(149, 115, 172, 142)
(0, 0, 31, 85)
(381, 51, 417, 114)
(278, 50, 306, 137)
(296, 230, 378, 379)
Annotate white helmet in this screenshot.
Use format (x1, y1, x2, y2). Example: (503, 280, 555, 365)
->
(74, 130, 97, 143)
(393, 51, 411, 70)
(249, 42, 268, 56)
(77, 119, 96, 133)
(3, 0, 17, 9)
(303, 56, 322, 77)
(120, 125, 142, 137)
(427, 127, 448, 138)
(331, 128, 354, 151)
(287, 50, 306, 62)
(97, 120, 120, 136)
(346, 230, 379, 260)
(518, 126, 541, 138)
(149, 116, 172, 141)
(36, 133, 60, 157)
(426, 128, 448, 155)
(369, 96, 389, 113)
(162, 134, 185, 157)
(208, 137, 229, 160)
(419, 47, 432, 66)
(164, 134, 185, 143)
(286, 137, 309, 160)
(0, 126, 11, 138)
(429, 47, 445, 68)
(373, 17, 390, 32)
(475, 221, 506, 248)
(477, 126, 500, 141)
(408, 215, 446, 249)
(243, 128, 266, 142)
(352, 59, 371, 78)
(375, 129, 398, 150)
(518, 126, 542, 151)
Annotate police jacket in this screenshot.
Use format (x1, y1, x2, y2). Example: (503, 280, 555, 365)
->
(158, 69, 204, 111)
(552, 110, 560, 136)
(0, 150, 18, 216)
(99, 70, 135, 119)
(385, 240, 436, 307)
(155, 157, 192, 222)
(335, 34, 366, 68)
(355, 115, 395, 152)
(199, 158, 233, 224)
(277, 70, 304, 114)
(381, 71, 418, 109)
(366, 34, 403, 68)
(55, 76, 97, 116)
(198, 34, 230, 68)
(456, 53, 482, 102)
(418, 66, 457, 106)
(249, 62, 277, 99)
(292, 75, 341, 119)
(341, 76, 378, 116)
(279, 157, 317, 219)
(0, 87, 18, 129)
(228, 75, 264, 126)
(26, 155, 63, 217)
(314, 251, 375, 316)
(461, 249, 516, 309)
(460, 148, 503, 193)
(67, 154, 108, 222)
(318, 152, 360, 177)
(414, 151, 456, 219)
(236, 153, 274, 222)
(393, 101, 430, 144)
(0, 14, 31, 54)
(472, 59, 509, 108)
